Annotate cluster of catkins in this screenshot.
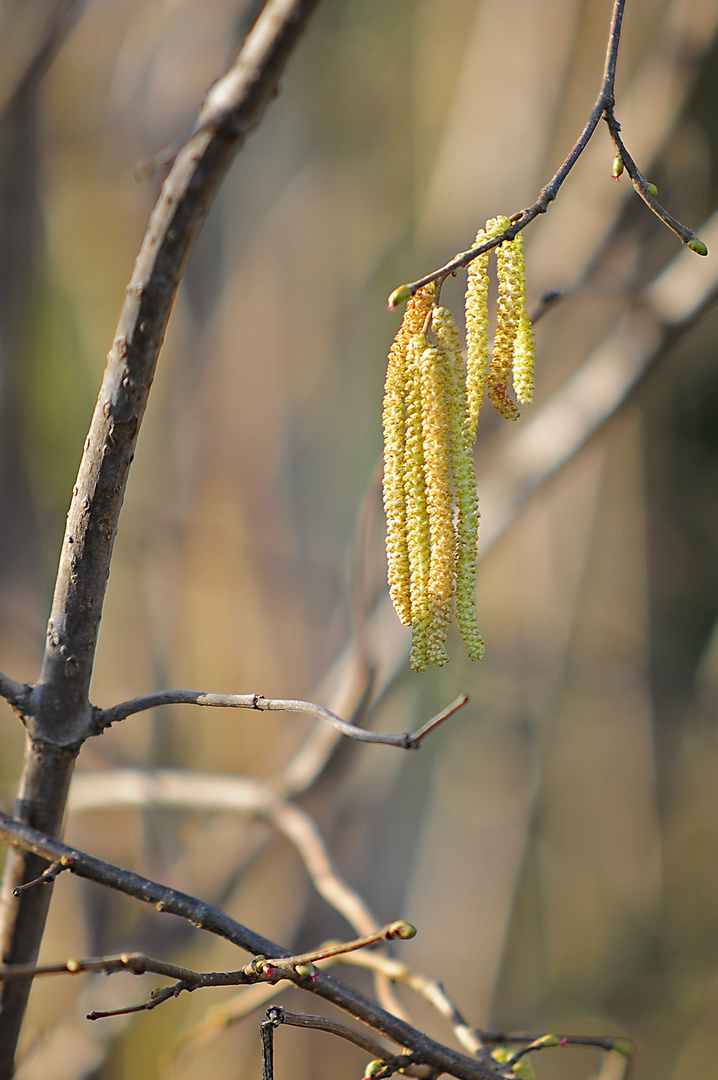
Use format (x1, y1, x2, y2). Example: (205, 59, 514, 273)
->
(382, 216, 535, 672)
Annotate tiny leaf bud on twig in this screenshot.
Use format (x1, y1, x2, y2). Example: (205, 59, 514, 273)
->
(687, 236, 708, 256)
(388, 284, 413, 310)
(385, 920, 416, 940)
(611, 1038, 635, 1058)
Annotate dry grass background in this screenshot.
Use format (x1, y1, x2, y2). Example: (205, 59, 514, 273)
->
(2, 0, 718, 1077)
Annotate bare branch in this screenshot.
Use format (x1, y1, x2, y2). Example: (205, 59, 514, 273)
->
(604, 114, 705, 250)
(11, 860, 67, 896)
(390, 0, 703, 303)
(389, 0, 625, 299)
(0, 2, 324, 1065)
(265, 1006, 397, 1063)
(0, 811, 507, 1080)
(0, 950, 223, 986)
(256, 922, 416, 977)
(341, 951, 486, 1060)
(92, 691, 468, 749)
(69, 770, 412, 1021)
(263, 1007, 438, 1080)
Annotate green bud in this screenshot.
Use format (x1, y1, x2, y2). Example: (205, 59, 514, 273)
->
(387, 285, 412, 310)
(612, 156, 624, 178)
(364, 1060, 385, 1077)
(646, 182, 658, 197)
(491, 1049, 535, 1080)
(294, 962, 317, 978)
(687, 236, 708, 256)
(538, 1034, 560, 1048)
(512, 1060, 536, 1080)
(611, 1038, 634, 1058)
(386, 920, 416, 940)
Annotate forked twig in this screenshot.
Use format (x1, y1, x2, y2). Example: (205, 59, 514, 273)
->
(261, 1007, 435, 1080)
(388, 0, 705, 307)
(0, 810, 504, 1080)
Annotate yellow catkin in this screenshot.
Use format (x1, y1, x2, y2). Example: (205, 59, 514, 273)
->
(465, 216, 509, 441)
(489, 227, 524, 421)
(403, 332, 431, 672)
(420, 342, 456, 667)
(382, 284, 436, 625)
(433, 307, 485, 663)
(513, 308, 535, 404)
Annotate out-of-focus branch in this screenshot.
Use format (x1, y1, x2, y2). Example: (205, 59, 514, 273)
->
(92, 691, 468, 749)
(341, 951, 486, 1059)
(0, 810, 505, 1080)
(68, 768, 415, 1021)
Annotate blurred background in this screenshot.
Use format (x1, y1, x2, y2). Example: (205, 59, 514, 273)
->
(1, 0, 718, 1076)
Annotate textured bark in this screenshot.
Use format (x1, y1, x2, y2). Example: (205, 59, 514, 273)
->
(0, 2, 323, 1070)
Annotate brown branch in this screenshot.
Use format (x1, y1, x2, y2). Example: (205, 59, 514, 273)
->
(265, 1006, 401, 1064)
(0, 1, 323, 1070)
(264, 1007, 439, 1080)
(68, 768, 413, 1021)
(389, 0, 626, 301)
(340, 951, 486, 1059)
(92, 690, 467, 748)
(0, 810, 504, 1080)
(604, 113, 706, 251)
(390, 0, 703, 304)
(0, 950, 237, 987)
(256, 922, 416, 976)
(0, 673, 30, 713)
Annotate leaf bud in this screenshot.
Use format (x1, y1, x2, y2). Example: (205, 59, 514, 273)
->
(687, 236, 708, 256)
(612, 156, 624, 179)
(387, 285, 412, 310)
(386, 920, 417, 940)
(364, 1061, 386, 1077)
(611, 1038, 635, 1058)
(646, 182, 658, 197)
(294, 962, 317, 978)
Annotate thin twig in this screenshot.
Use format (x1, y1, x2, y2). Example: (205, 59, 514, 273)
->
(389, 0, 625, 299)
(603, 114, 703, 249)
(265, 1005, 395, 1058)
(92, 691, 468, 749)
(264, 1007, 435, 1079)
(11, 861, 67, 896)
(0, 811, 506, 1080)
(257, 922, 416, 975)
(69, 771, 412, 1022)
(340, 952, 487, 1059)
(269, 800, 411, 1021)
(390, 0, 703, 303)
(0, 950, 238, 987)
